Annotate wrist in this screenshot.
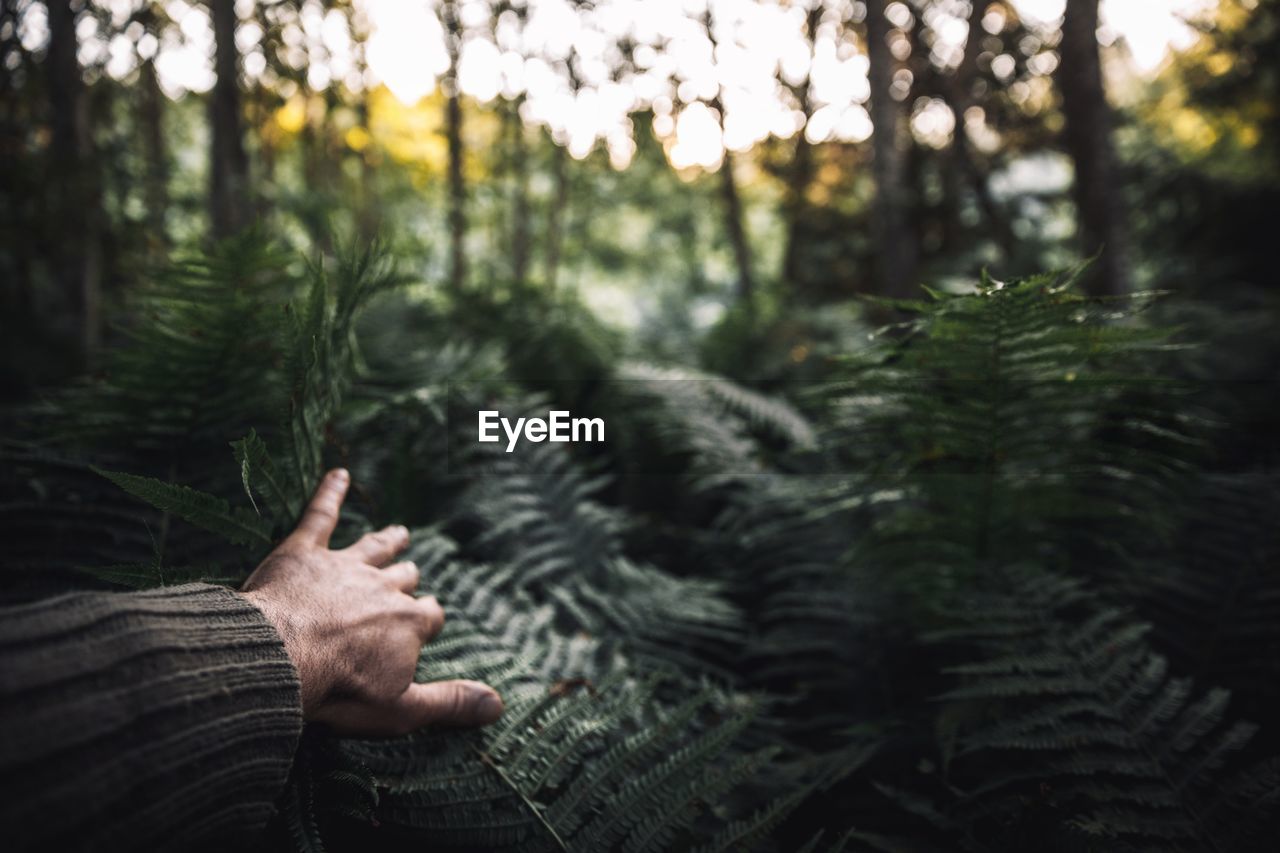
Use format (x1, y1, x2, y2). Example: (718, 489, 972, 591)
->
(241, 589, 326, 714)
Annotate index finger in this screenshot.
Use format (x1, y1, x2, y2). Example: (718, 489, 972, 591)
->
(290, 468, 350, 547)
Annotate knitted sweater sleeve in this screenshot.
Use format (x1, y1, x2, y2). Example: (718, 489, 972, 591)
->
(0, 583, 304, 852)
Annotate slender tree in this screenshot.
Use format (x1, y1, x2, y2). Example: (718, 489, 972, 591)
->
(46, 0, 102, 359)
(942, 0, 1014, 257)
(442, 0, 467, 291)
(138, 49, 169, 249)
(779, 2, 820, 291)
(351, 8, 379, 244)
(717, 146, 754, 302)
(505, 97, 533, 286)
(701, 10, 754, 302)
(0, 0, 31, 331)
(543, 51, 580, 292)
(544, 137, 569, 292)
(209, 0, 248, 239)
(1057, 0, 1129, 295)
(865, 0, 919, 299)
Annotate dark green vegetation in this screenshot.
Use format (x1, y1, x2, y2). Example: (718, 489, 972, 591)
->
(3, 236, 1277, 851)
(3, 0, 1280, 849)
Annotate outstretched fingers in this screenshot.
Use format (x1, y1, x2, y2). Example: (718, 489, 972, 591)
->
(291, 468, 350, 547)
(318, 680, 504, 736)
(343, 525, 410, 566)
(414, 594, 445, 641)
(382, 561, 420, 593)
(392, 680, 504, 730)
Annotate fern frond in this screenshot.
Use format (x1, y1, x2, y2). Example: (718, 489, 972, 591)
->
(233, 429, 299, 523)
(76, 562, 242, 589)
(611, 361, 816, 490)
(903, 566, 1280, 850)
(825, 272, 1199, 598)
(1127, 472, 1280, 719)
(330, 609, 765, 852)
(95, 469, 272, 547)
(456, 420, 742, 672)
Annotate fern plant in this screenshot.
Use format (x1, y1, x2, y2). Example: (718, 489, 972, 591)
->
(856, 567, 1280, 852)
(81, 239, 405, 571)
(1125, 472, 1280, 730)
(7, 234, 1277, 851)
(3, 235, 814, 852)
(454, 409, 744, 677)
(283, 527, 778, 852)
(824, 268, 1201, 602)
(2, 234, 301, 586)
(817, 271, 1280, 850)
(607, 361, 817, 493)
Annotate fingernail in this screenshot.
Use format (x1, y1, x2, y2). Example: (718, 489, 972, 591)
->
(394, 524, 410, 539)
(332, 468, 350, 482)
(475, 690, 504, 724)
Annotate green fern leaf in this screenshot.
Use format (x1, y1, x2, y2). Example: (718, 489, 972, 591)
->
(95, 468, 272, 547)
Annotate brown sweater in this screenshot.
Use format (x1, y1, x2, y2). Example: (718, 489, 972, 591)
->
(0, 584, 304, 851)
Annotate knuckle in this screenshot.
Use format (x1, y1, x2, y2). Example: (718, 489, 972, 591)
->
(349, 669, 381, 702)
(443, 683, 469, 717)
(384, 563, 418, 590)
(375, 525, 406, 545)
(417, 599, 445, 639)
(364, 662, 410, 704)
(422, 594, 445, 621)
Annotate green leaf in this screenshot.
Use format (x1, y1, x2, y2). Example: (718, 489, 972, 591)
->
(76, 562, 244, 589)
(232, 428, 299, 524)
(95, 468, 273, 547)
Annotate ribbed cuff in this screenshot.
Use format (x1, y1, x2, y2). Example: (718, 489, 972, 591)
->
(0, 583, 304, 851)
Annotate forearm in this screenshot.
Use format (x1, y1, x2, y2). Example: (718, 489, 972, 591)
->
(0, 584, 303, 851)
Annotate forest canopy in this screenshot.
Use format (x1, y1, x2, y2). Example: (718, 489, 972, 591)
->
(1, 1, 1278, 851)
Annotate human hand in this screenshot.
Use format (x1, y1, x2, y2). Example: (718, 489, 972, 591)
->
(241, 468, 503, 735)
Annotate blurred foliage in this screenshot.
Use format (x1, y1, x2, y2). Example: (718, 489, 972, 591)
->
(3, 0, 1278, 393)
(2, 0, 1279, 849)
(3, 234, 1277, 850)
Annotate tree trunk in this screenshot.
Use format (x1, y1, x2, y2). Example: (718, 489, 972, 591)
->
(139, 55, 169, 249)
(1058, 0, 1129, 296)
(701, 11, 754, 303)
(252, 91, 276, 223)
(718, 148, 755, 302)
(299, 90, 337, 252)
(442, 1, 467, 292)
(544, 138, 569, 292)
(353, 26, 379, 244)
(780, 105, 812, 289)
(506, 97, 532, 286)
(865, 0, 919, 300)
(781, 5, 820, 292)
(46, 0, 101, 361)
(544, 52, 581, 293)
(209, 0, 248, 240)
(354, 89, 379, 243)
(943, 0, 1015, 258)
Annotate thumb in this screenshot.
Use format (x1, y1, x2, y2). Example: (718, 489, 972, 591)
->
(290, 468, 350, 547)
(392, 680, 505, 730)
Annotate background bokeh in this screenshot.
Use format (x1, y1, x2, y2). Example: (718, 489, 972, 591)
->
(3, 4, 1280, 850)
(2, 0, 1276, 393)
